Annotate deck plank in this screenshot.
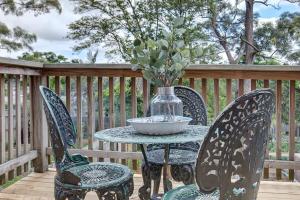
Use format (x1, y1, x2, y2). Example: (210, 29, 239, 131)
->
(1, 171, 300, 200)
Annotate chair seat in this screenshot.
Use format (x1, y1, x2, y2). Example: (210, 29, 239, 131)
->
(163, 184, 219, 200)
(57, 162, 133, 190)
(147, 149, 198, 165)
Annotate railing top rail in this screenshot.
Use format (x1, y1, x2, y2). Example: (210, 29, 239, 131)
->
(44, 63, 300, 72)
(0, 57, 43, 68)
(1, 56, 300, 72)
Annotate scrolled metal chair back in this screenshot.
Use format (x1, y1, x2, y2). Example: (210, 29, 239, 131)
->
(196, 89, 275, 200)
(40, 86, 77, 171)
(174, 86, 207, 126)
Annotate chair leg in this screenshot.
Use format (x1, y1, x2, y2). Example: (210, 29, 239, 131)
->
(139, 162, 151, 200)
(149, 163, 162, 197)
(152, 178, 161, 197)
(54, 180, 87, 200)
(171, 164, 195, 185)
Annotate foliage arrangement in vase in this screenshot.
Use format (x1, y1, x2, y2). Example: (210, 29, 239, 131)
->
(131, 18, 191, 122)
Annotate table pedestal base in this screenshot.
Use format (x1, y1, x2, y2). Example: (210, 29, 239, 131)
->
(139, 144, 172, 200)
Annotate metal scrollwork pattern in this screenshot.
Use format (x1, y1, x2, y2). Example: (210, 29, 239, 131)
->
(40, 86, 134, 200)
(196, 89, 275, 200)
(42, 87, 76, 147)
(174, 86, 207, 126)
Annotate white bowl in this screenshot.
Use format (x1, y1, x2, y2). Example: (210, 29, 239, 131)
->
(127, 116, 192, 135)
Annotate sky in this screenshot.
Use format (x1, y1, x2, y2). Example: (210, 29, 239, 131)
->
(0, 0, 299, 63)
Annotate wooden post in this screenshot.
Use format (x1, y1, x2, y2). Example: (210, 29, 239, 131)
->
(31, 76, 48, 173)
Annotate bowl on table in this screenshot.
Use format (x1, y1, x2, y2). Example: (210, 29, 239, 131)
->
(127, 116, 192, 135)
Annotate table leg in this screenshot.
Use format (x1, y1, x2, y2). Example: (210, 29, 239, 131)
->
(138, 144, 151, 200)
(163, 144, 172, 193)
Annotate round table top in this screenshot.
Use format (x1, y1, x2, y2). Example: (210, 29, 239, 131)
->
(94, 125, 209, 145)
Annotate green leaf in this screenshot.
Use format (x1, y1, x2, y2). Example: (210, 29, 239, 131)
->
(147, 39, 156, 48)
(159, 39, 169, 48)
(174, 40, 185, 48)
(175, 28, 186, 36)
(133, 39, 142, 46)
(174, 17, 184, 27)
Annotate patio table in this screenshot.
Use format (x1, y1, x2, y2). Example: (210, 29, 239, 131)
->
(94, 125, 209, 199)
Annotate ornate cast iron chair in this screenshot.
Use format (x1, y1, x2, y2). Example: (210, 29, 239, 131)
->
(40, 86, 134, 200)
(163, 89, 275, 200)
(144, 86, 207, 193)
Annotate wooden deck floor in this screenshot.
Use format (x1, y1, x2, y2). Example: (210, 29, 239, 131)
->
(0, 170, 300, 200)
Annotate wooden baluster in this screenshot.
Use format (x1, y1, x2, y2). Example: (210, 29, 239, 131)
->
(264, 80, 270, 88)
(8, 76, 14, 162)
(29, 77, 34, 151)
(178, 78, 183, 85)
(226, 79, 232, 105)
(65, 76, 71, 111)
(55, 76, 60, 95)
(87, 77, 94, 162)
(22, 76, 29, 153)
(108, 77, 116, 162)
(120, 77, 127, 165)
(214, 79, 219, 118)
(201, 78, 207, 104)
(143, 78, 149, 116)
(189, 78, 195, 89)
(289, 80, 295, 180)
(98, 77, 104, 162)
(16, 76, 21, 157)
(0, 75, 5, 164)
(238, 79, 244, 96)
(131, 77, 138, 171)
(251, 79, 256, 90)
(76, 77, 82, 148)
(98, 77, 104, 130)
(263, 80, 270, 179)
(276, 80, 282, 180)
(0, 74, 5, 184)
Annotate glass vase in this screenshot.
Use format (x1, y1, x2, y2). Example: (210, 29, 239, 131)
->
(150, 87, 183, 122)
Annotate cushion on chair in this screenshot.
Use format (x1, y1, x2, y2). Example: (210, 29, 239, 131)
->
(163, 184, 219, 200)
(59, 162, 133, 189)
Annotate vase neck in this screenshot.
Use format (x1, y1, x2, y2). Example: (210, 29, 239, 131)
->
(157, 87, 175, 95)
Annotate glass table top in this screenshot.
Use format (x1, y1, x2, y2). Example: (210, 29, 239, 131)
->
(94, 125, 209, 144)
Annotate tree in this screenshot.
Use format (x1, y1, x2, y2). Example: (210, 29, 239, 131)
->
(0, 0, 61, 52)
(204, 0, 300, 64)
(255, 12, 300, 64)
(18, 51, 68, 63)
(68, 0, 219, 62)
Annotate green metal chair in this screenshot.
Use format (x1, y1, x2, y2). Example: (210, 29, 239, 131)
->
(40, 86, 134, 200)
(143, 86, 207, 197)
(163, 89, 275, 200)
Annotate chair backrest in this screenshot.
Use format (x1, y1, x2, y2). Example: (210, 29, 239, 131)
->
(39, 86, 77, 170)
(147, 86, 207, 125)
(195, 89, 275, 200)
(174, 86, 207, 126)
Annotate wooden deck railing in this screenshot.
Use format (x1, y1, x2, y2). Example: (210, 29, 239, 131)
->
(1, 57, 300, 187)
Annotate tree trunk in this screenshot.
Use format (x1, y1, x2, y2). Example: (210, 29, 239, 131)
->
(245, 0, 255, 64)
(244, 0, 255, 92)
